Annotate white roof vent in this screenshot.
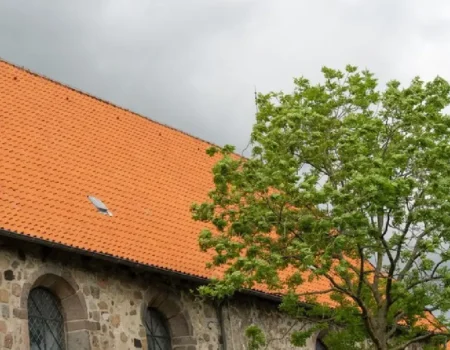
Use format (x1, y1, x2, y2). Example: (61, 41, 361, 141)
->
(88, 195, 113, 217)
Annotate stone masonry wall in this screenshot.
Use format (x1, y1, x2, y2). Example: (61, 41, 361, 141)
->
(0, 236, 319, 350)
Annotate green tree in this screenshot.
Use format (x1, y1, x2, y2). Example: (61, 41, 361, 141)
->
(192, 66, 450, 349)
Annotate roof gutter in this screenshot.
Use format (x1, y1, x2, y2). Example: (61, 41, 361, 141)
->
(0, 229, 282, 303)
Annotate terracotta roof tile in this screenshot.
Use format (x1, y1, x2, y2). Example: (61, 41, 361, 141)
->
(0, 59, 220, 278)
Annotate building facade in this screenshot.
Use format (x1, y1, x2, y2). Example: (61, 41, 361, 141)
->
(0, 235, 323, 349)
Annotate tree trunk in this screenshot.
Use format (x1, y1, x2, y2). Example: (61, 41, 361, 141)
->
(373, 318, 389, 350)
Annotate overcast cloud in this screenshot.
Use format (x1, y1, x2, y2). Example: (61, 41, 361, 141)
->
(1, 0, 450, 152)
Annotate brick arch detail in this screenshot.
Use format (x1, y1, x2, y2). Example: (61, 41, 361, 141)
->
(141, 283, 197, 349)
(17, 266, 96, 350)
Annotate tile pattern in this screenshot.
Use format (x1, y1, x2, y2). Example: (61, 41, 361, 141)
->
(0, 60, 221, 280)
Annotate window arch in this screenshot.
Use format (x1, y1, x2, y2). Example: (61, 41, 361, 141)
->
(141, 284, 195, 348)
(28, 287, 66, 350)
(18, 269, 92, 350)
(144, 307, 172, 350)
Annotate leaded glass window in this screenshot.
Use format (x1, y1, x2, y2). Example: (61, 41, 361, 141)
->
(28, 287, 66, 350)
(144, 307, 172, 350)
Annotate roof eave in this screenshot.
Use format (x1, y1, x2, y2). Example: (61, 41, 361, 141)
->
(0, 228, 282, 303)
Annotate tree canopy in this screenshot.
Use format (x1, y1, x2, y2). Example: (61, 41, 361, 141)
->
(191, 65, 450, 349)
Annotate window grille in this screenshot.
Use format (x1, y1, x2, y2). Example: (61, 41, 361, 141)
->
(144, 307, 172, 350)
(28, 287, 66, 350)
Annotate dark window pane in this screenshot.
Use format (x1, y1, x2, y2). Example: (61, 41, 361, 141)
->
(316, 339, 327, 350)
(28, 287, 66, 350)
(145, 308, 172, 350)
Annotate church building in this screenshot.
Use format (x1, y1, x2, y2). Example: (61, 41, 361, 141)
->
(0, 59, 330, 349)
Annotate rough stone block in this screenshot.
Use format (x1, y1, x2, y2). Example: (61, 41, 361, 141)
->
(111, 314, 121, 328)
(0, 289, 9, 303)
(11, 283, 21, 297)
(159, 299, 182, 319)
(138, 326, 146, 338)
(169, 313, 191, 338)
(19, 283, 31, 308)
(97, 301, 108, 310)
(60, 269, 79, 291)
(61, 291, 88, 321)
(172, 336, 198, 346)
(98, 276, 108, 289)
(0, 320, 7, 334)
(92, 310, 100, 321)
(3, 270, 14, 281)
(66, 319, 100, 332)
(12, 307, 27, 319)
(34, 273, 58, 288)
(1, 305, 10, 319)
(3, 333, 12, 349)
(82, 285, 90, 296)
(120, 332, 128, 343)
(0, 255, 9, 270)
(133, 338, 142, 348)
(90, 286, 100, 299)
(92, 335, 99, 347)
(67, 330, 90, 350)
(53, 279, 76, 300)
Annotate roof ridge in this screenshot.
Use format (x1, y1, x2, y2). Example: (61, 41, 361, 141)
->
(0, 56, 236, 154)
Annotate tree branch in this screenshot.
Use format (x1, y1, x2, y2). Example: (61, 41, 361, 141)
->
(387, 311, 405, 339)
(404, 275, 443, 291)
(397, 230, 429, 281)
(318, 270, 383, 349)
(297, 289, 335, 297)
(357, 245, 365, 297)
(392, 332, 440, 350)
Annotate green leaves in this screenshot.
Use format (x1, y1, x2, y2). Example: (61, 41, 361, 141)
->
(245, 325, 266, 350)
(290, 329, 316, 347)
(192, 65, 450, 349)
(206, 146, 219, 156)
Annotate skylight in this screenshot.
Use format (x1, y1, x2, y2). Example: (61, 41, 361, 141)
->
(87, 195, 113, 216)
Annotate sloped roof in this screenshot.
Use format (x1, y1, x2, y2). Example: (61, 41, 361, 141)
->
(0, 59, 331, 298)
(0, 59, 447, 339)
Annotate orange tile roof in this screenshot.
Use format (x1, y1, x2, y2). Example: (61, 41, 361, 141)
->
(0, 59, 217, 275)
(0, 59, 331, 298)
(0, 60, 446, 339)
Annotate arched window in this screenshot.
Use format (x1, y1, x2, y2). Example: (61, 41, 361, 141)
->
(316, 338, 327, 350)
(144, 307, 172, 350)
(28, 287, 66, 350)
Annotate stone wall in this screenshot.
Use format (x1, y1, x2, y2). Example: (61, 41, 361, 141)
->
(0, 236, 319, 350)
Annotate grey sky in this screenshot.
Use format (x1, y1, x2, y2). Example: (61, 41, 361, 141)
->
(1, 0, 450, 152)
